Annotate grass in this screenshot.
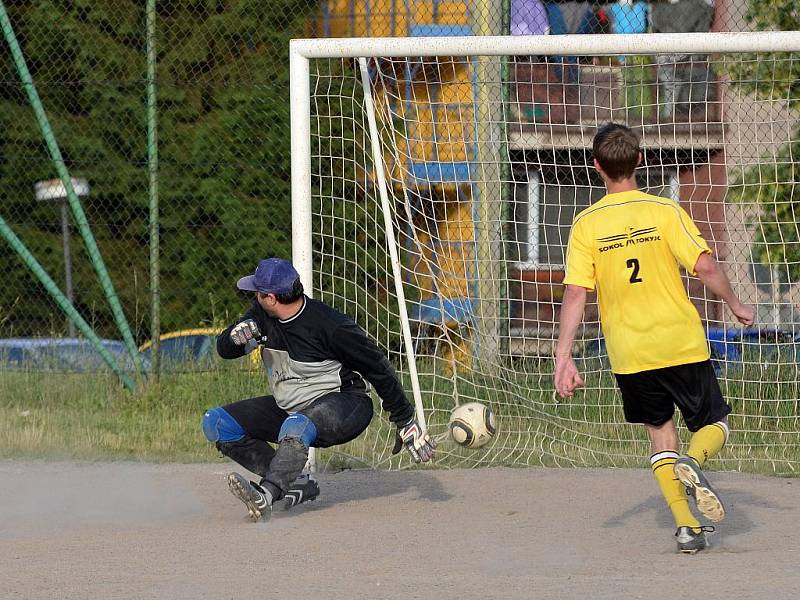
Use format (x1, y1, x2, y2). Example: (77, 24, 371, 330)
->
(0, 365, 263, 462)
(1, 355, 799, 477)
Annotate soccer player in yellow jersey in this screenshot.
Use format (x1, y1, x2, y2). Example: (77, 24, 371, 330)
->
(554, 123, 755, 554)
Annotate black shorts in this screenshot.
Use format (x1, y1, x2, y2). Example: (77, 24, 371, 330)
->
(222, 391, 374, 448)
(614, 360, 730, 432)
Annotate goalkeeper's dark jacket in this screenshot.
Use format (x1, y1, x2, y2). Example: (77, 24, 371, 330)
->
(217, 296, 413, 426)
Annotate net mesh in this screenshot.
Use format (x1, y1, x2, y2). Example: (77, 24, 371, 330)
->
(0, 1, 797, 474)
(308, 48, 800, 474)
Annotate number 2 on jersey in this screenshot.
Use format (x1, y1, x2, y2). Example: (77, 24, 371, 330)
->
(626, 258, 642, 283)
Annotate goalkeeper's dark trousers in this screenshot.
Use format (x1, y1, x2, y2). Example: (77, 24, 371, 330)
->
(215, 392, 373, 497)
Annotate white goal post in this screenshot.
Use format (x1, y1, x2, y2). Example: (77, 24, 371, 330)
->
(290, 32, 800, 473)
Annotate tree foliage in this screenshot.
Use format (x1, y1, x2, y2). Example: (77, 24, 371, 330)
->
(729, 2, 800, 280)
(0, 0, 315, 338)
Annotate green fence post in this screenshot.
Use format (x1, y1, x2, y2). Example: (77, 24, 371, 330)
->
(0, 214, 136, 391)
(0, 0, 144, 376)
(146, 0, 161, 379)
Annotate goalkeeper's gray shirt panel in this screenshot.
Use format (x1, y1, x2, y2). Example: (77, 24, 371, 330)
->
(259, 348, 342, 412)
(216, 297, 413, 425)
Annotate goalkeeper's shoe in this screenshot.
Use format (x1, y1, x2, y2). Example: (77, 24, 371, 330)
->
(282, 474, 320, 510)
(227, 472, 273, 522)
(675, 525, 715, 554)
(674, 456, 725, 523)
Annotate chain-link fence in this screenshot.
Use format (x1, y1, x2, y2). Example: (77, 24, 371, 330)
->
(0, 0, 794, 377)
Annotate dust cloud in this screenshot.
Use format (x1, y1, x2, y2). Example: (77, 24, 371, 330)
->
(0, 461, 203, 539)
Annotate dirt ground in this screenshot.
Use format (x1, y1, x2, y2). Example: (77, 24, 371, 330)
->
(1, 461, 798, 600)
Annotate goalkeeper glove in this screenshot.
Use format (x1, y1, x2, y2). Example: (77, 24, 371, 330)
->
(230, 319, 262, 347)
(392, 417, 436, 463)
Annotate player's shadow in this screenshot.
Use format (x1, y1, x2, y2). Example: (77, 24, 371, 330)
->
(603, 494, 675, 530)
(602, 482, 792, 542)
(265, 469, 453, 520)
(316, 469, 453, 506)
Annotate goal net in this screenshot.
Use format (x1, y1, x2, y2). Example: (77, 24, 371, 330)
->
(291, 33, 800, 475)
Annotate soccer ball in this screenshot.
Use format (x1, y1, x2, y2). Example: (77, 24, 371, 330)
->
(448, 402, 496, 449)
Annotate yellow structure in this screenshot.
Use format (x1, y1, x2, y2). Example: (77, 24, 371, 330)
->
(319, 0, 472, 38)
(317, 1, 477, 372)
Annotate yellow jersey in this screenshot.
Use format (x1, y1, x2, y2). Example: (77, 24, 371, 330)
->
(563, 190, 712, 374)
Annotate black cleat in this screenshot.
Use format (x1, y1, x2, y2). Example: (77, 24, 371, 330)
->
(674, 456, 725, 522)
(675, 525, 715, 554)
(283, 474, 320, 510)
(227, 472, 273, 522)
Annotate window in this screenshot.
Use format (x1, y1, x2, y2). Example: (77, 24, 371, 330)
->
(510, 166, 680, 269)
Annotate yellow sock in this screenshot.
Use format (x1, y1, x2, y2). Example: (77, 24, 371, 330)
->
(651, 450, 700, 530)
(687, 421, 729, 467)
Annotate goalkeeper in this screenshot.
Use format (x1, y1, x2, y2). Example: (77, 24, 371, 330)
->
(554, 123, 755, 553)
(203, 258, 435, 521)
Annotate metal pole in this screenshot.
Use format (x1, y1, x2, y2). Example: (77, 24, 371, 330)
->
(474, 0, 504, 367)
(292, 31, 800, 59)
(60, 200, 75, 337)
(0, 0, 144, 375)
(359, 57, 428, 431)
(146, 0, 160, 378)
(289, 45, 313, 290)
(498, 0, 512, 350)
(0, 213, 136, 391)
(289, 45, 316, 472)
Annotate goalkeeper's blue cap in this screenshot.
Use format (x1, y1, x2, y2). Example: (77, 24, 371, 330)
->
(237, 258, 299, 294)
